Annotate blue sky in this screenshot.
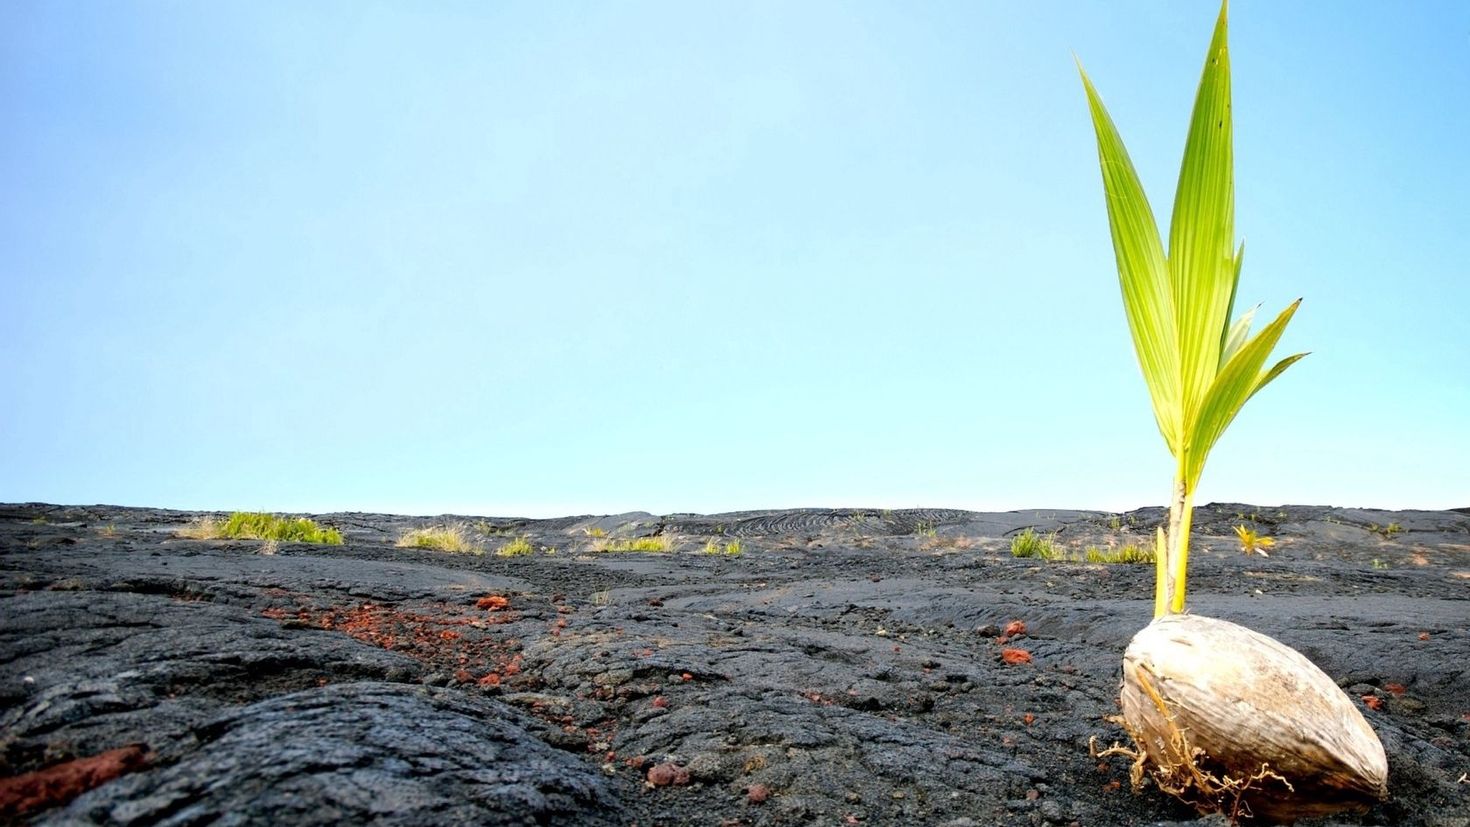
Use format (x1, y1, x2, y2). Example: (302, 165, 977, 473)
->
(3, 2, 1467, 516)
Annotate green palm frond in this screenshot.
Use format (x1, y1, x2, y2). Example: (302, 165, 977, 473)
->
(1078, 1, 1307, 616)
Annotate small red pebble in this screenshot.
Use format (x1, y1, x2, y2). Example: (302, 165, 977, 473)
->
(453, 669, 472, 683)
(1023, 713, 1035, 726)
(646, 762, 690, 786)
(1004, 620, 1027, 637)
(746, 783, 771, 804)
(651, 696, 669, 709)
(1384, 682, 1407, 697)
(680, 672, 693, 682)
(476, 595, 510, 611)
(478, 672, 501, 687)
(1361, 694, 1383, 711)
(1000, 648, 1032, 665)
(1418, 631, 1431, 641)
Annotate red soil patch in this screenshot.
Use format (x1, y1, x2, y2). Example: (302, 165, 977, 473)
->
(0, 745, 150, 820)
(261, 597, 523, 689)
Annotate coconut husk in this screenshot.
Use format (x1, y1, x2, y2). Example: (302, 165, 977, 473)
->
(1111, 613, 1387, 823)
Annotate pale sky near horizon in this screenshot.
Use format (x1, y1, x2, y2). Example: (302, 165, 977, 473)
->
(3, 2, 1467, 518)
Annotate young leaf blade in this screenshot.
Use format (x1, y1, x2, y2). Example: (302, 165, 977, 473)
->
(1169, 2, 1237, 428)
(1184, 299, 1303, 486)
(1078, 65, 1183, 453)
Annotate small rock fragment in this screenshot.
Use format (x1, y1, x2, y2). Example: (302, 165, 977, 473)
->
(647, 762, 691, 787)
(1001, 648, 1033, 665)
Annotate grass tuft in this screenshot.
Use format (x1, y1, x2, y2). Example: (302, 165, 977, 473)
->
(497, 536, 535, 557)
(1083, 544, 1155, 565)
(397, 523, 480, 554)
(1369, 522, 1403, 538)
(180, 512, 342, 545)
(1011, 528, 1063, 561)
(703, 538, 743, 556)
(594, 535, 673, 553)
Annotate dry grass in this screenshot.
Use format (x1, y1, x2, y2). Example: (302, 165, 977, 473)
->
(177, 516, 223, 540)
(922, 535, 976, 551)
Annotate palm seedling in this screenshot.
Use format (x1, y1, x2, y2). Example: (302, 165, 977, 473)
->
(1078, 1, 1386, 819)
(1233, 523, 1275, 556)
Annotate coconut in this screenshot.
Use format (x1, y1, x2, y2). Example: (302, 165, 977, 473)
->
(1114, 613, 1387, 823)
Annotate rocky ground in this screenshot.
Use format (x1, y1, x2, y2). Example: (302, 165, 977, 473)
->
(1, 502, 1466, 826)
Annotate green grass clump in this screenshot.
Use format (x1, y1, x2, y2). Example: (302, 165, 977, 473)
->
(1083, 544, 1155, 565)
(397, 523, 480, 554)
(1010, 528, 1063, 561)
(180, 512, 342, 544)
(1010, 528, 1152, 566)
(497, 536, 535, 557)
(221, 512, 343, 544)
(703, 538, 743, 556)
(594, 535, 673, 553)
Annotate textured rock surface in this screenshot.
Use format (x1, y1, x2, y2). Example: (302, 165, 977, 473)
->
(2, 502, 1467, 826)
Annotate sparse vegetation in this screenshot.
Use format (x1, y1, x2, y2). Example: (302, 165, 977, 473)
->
(594, 535, 673, 553)
(98, 524, 119, 538)
(583, 526, 608, 538)
(179, 512, 343, 545)
(922, 535, 975, 551)
(703, 538, 743, 556)
(397, 523, 479, 554)
(1371, 558, 1390, 570)
(1011, 528, 1064, 561)
(1233, 524, 1276, 557)
(1108, 515, 1124, 531)
(1369, 522, 1403, 538)
(497, 535, 535, 557)
(1010, 529, 1151, 565)
(915, 520, 937, 538)
(1083, 544, 1155, 565)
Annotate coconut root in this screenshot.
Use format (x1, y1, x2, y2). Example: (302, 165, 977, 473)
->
(1092, 663, 1293, 823)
